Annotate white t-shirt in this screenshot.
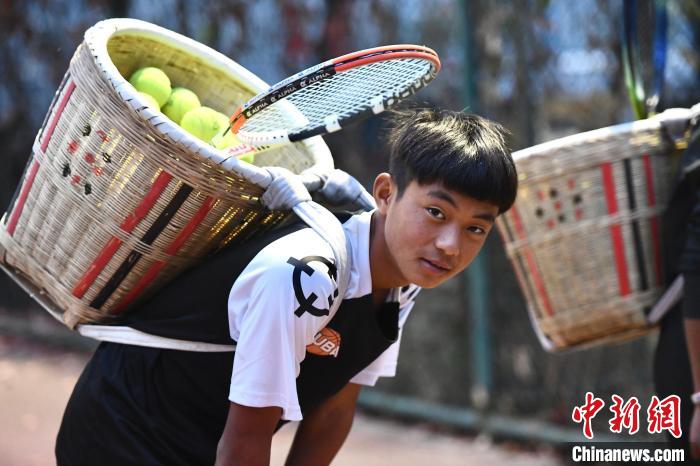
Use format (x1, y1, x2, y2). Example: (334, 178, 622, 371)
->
(226, 210, 418, 420)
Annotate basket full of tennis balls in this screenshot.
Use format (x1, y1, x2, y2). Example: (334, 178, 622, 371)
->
(127, 66, 255, 164)
(0, 18, 333, 327)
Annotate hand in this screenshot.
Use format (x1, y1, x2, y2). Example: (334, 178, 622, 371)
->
(691, 405, 700, 460)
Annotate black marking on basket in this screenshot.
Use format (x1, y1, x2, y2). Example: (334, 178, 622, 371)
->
(623, 158, 649, 292)
(573, 193, 583, 204)
(82, 124, 91, 137)
(102, 152, 112, 163)
(62, 163, 71, 177)
(549, 188, 558, 198)
(84, 183, 92, 195)
(89, 184, 194, 309)
(535, 207, 544, 218)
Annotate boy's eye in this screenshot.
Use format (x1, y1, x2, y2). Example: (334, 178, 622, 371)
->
(426, 207, 444, 219)
(467, 225, 488, 235)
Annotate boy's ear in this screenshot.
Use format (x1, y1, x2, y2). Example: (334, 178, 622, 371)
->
(373, 173, 394, 214)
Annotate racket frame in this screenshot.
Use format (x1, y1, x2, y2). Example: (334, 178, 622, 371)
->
(229, 45, 441, 146)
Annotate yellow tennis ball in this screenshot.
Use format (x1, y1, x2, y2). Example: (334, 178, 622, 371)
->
(162, 87, 201, 124)
(238, 152, 256, 164)
(210, 110, 230, 136)
(180, 107, 229, 143)
(211, 127, 240, 149)
(129, 67, 172, 107)
(138, 92, 160, 110)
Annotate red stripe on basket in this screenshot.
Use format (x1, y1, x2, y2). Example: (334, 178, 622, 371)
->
(6, 160, 41, 237)
(510, 207, 554, 317)
(601, 162, 631, 296)
(72, 171, 174, 299)
(642, 154, 663, 286)
(40, 81, 76, 153)
(111, 196, 217, 314)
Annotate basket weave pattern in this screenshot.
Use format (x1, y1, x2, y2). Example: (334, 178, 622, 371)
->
(496, 121, 681, 350)
(0, 20, 329, 327)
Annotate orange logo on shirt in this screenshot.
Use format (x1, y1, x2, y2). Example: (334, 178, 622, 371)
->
(306, 327, 341, 357)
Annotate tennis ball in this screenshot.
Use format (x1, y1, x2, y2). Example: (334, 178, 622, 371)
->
(129, 67, 172, 107)
(180, 107, 229, 143)
(238, 152, 256, 164)
(211, 127, 240, 149)
(162, 87, 201, 124)
(138, 92, 160, 110)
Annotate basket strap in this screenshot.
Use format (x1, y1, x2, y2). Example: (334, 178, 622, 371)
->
(77, 324, 236, 352)
(300, 167, 377, 211)
(261, 167, 354, 325)
(647, 275, 684, 324)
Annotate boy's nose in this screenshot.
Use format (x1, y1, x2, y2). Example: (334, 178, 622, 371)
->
(434, 227, 460, 256)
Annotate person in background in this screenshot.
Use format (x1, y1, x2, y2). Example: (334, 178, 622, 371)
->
(655, 124, 700, 463)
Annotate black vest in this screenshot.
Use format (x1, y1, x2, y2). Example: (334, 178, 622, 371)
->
(118, 213, 399, 413)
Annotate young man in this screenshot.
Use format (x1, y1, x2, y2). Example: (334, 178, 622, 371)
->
(55, 108, 518, 466)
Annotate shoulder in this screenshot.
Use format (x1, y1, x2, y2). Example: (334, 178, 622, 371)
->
(254, 227, 338, 286)
(233, 226, 340, 314)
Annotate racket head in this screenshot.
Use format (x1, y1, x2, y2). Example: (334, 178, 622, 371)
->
(229, 44, 441, 147)
(622, 0, 668, 119)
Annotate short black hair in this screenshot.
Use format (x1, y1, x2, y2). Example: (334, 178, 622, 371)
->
(387, 108, 518, 214)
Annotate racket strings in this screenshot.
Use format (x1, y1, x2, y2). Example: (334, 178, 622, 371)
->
(239, 57, 434, 135)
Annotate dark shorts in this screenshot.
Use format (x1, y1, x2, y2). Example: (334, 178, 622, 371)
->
(55, 342, 234, 466)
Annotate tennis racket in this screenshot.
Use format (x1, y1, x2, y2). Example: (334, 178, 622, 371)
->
(228, 44, 441, 147)
(621, 0, 668, 119)
(78, 44, 441, 313)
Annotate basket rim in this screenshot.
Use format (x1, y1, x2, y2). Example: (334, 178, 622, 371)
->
(512, 107, 693, 162)
(82, 17, 334, 191)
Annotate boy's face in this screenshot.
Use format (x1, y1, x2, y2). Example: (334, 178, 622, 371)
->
(375, 174, 499, 289)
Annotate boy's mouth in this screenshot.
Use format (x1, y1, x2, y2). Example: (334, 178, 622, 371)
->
(419, 258, 451, 274)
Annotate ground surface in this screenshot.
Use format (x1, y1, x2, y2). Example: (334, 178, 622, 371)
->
(0, 334, 564, 466)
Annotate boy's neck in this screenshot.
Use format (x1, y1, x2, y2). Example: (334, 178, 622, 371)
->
(368, 210, 408, 293)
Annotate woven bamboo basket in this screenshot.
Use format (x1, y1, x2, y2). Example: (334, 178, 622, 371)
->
(496, 108, 694, 351)
(0, 18, 334, 328)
